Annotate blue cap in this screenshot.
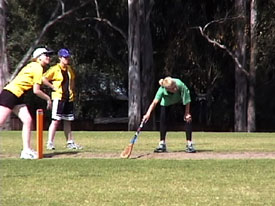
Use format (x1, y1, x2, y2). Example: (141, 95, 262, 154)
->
(58, 49, 71, 57)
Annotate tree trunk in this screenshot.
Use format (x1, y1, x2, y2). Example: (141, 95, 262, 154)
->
(247, 0, 257, 132)
(234, 0, 248, 132)
(0, 0, 9, 90)
(0, 0, 11, 130)
(140, 0, 155, 129)
(128, 0, 141, 130)
(128, 0, 154, 130)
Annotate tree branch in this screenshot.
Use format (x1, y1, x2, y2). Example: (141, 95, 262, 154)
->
(93, 17, 127, 41)
(192, 16, 249, 77)
(10, 0, 91, 83)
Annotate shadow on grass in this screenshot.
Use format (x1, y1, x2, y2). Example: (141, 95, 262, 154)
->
(172, 149, 214, 153)
(43, 151, 80, 158)
(133, 149, 214, 159)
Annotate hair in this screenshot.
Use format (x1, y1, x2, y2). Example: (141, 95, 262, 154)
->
(159, 77, 176, 88)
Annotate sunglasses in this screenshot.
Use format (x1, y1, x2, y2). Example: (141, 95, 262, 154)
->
(43, 53, 51, 57)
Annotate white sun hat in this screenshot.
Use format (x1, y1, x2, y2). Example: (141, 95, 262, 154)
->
(32, 48, 53, 59)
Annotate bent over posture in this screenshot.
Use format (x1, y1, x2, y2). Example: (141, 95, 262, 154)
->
(0, 48, 53, 159)
(143, 77, 196, 153)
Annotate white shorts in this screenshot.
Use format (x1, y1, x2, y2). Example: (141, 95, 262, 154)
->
(52, 99, 74, 121)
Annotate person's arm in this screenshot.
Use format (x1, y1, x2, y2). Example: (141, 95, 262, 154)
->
(33, 83, 52, 110)
(42, 77, 56, 91)
(184, 102, 192, 123)
(142, 99, 159, 123)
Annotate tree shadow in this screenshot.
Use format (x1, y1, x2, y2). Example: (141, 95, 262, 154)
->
(43, 151, 80, 158)
(172, 149, 213, 153)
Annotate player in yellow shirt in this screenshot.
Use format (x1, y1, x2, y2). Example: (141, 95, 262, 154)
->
(42, 49, 82, 150)
(0, 47, 53, 159)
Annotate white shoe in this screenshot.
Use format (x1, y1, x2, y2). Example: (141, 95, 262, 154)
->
(67, 142, 83, 150)
(47, 142, 55, 150)
(20, 149, 38, 159)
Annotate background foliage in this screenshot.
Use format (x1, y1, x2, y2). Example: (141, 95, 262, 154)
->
(5, 0, 275, 131)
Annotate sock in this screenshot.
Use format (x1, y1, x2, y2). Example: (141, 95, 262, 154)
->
(67, 140, 74, 144)
(159, 140, 165, 145)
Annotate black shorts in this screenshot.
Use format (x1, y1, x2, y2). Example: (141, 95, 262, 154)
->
(52, 99, 74, 121)
(0, 89, 24, 109)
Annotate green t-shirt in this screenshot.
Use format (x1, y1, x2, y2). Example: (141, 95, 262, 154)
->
(154, 78, 191, 106)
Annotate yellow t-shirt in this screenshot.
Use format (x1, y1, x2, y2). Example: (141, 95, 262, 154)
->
(4, 61, 43, 97)
(43, 63, 75, 101)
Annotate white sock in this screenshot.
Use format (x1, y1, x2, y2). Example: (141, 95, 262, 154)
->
(159, 140, 165, 145)
(67, 140, 74, 144)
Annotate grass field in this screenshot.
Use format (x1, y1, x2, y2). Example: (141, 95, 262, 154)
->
(1, 131, 275, 205)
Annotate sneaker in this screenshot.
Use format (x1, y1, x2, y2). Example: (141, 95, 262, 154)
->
(47, 142, 55, 150)
(67, 142, 83, 150)
(186, 144, 196, 153)
(20, 149, 38, 159)
(154, 143, 167, 153)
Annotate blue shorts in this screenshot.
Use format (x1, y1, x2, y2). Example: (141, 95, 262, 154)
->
(0, 89, 24, 109)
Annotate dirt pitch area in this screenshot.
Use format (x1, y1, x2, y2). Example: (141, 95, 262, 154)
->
(2, 151, 275, 160)
(39, 150, 275, 160)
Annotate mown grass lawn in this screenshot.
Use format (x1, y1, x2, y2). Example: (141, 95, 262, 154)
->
(1, 131, 275, 206)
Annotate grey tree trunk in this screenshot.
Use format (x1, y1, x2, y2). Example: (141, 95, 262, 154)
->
(0, 0, 11, 130)
(128, 0, 141, 130)
(128, 0, 154, 130)
(140, 0, 155, 128)
(0, 0, 9, 90)
(234, 0, 248, 132)
(247, 0, 257, 132)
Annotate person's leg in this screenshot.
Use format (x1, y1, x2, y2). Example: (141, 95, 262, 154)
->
(14, 105, 38, 159)
(185, 121, 192, 142)
(64, 120, 72, 142)
(154, 106, 169, 152)
(160, 106, 168, 142)
(185, 121, 196, 153)
(47, 120, 60, 149)
(0, 106, 12, 126)
(64, 120, 82, 149)
(14, 105, 33, 150)
(47, 99, 62, 150)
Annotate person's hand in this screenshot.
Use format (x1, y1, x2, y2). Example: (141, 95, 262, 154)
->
(142, 113, 150, 123)
(51, 86, 57, 91)
(184, 113, 192, 123)
(46, 99, 52, 110)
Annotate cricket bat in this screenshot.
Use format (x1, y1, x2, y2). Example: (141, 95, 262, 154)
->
(120, 121, 144, 158)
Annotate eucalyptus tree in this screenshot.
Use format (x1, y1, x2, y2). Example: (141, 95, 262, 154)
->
(0, 0, 8, 90)
(128, 0, 155, 130)
(0, 0, 10, 130)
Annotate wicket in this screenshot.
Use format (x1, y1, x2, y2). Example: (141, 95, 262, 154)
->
(36, 109, 44, 159)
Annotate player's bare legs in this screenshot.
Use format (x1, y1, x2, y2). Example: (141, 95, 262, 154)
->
(47, 120, 60, 150)
(13, 105, 33, 150)
(64, 120, 72, 142)
(0, 106, 12, 126)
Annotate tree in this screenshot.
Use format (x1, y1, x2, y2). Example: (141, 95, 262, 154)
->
(0, 0, 10, 130)
(0, 0, 8, 90)
(128, 0, 154, 130)
(234, 0, 248, 132)
(128, 0, 141, 130)
(8, 0, 91, 83)
(247, 0, 257, 132)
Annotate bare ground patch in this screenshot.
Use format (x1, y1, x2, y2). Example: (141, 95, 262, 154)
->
(1, 151, 275, 160)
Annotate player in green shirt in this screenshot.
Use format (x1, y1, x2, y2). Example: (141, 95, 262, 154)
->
(142, 77, 196, 153)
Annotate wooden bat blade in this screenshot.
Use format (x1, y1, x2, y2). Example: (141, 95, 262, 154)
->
(120, 143, 134, 158)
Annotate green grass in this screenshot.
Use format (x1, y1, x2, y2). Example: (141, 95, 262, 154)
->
(1, 131, 275, 206)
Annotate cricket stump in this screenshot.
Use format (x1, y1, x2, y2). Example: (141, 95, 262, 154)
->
(36, 109, 44, 159)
